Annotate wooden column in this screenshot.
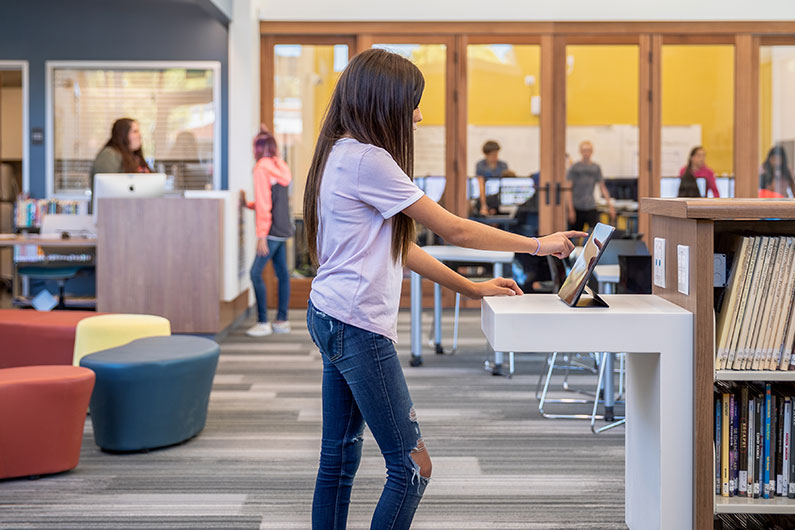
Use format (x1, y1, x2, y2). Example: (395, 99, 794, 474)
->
(450, 34, 468, 218)
(260, 35, 274, 131)
(539, 34, 567, 235)
(638, 34, 662, 243)
(734, 34, 760, 198)
(355, 34, 373, 54)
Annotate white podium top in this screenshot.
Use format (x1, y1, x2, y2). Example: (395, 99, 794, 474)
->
(422, 245, 514, 264)
(481, 294, 691, 353)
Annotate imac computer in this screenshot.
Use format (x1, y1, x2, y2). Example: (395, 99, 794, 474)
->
(93, 173, 167, 220)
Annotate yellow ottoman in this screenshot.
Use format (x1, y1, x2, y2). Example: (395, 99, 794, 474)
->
(73, 314, 171, 366)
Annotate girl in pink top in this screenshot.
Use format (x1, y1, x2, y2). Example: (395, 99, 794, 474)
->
(240, 127, 294, 337)
(303, 48, 585, 530)
(678, 146, 719, 198)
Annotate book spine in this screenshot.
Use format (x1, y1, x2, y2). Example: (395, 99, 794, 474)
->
(739, 386, 749, 496)
(765, 385, 772, 498)
(716, 397, 722, 495)
(756, 394, 764, 498)
(746, 398, 756, 497)
(722, 393, 730, 497)
(790, 397, 795, 499)
(778, 395, 786, 495)
(784, 398, 791, 497)
(730, 393, 737, 495)
(771, 393, 778, 495)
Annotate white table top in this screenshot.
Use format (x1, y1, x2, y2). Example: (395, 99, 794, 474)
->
(481, 294, 691, 352)
(421, 245, 514, 263)
(594, 264, 620, 283)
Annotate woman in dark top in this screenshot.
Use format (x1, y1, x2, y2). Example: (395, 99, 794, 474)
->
(759, 145, 795, 198)
(90, 118, 151, 195)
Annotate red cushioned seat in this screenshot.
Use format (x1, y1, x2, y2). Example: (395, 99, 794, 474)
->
(0, 365, 95, 479)
(0, 309, 102, 368)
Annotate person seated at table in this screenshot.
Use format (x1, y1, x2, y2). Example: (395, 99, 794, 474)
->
(475, 140, 510, 216)
(759, 144, 795, 198)
(89, 118, 152, 201)
(677, 146, 718, 198)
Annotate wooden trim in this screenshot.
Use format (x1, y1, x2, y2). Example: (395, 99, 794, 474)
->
(563, 34, 640, 44)
(638, 34, 662, 243)
(267, 35, 357, 44)
(734, 34, 760, 198)
(452, 35, 468, 217)
(661, 34, 735, 45)
(260, 21, 795, 37)
(260, 35, 274, 130)
(759, 35, 795, 45)
(356, 34, 374, 54)
(640, 197, 795, 219)
(465, 34, 542, 44)
(539, 34, 567, 235)
(219, 289, 250, 330)
(365, 34, 458, 45)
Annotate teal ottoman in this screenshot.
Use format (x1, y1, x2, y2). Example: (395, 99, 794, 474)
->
(80, 336, 219, 452)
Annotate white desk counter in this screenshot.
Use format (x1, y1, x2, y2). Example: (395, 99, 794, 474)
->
(481, 294, 693, 530)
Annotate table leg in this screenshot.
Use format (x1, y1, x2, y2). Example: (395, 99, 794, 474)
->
(410, 271, 423, 366)
(491, 262, 505, 371)
(434, 282, 443, 354)
(603, 352, 615, 422)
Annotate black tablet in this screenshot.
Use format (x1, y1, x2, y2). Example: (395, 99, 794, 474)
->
(557, 222, 616, 308)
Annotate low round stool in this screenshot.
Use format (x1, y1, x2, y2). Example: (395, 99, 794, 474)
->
(0, 365, 95, 479)
(80, 335, 219, 452)
(72, 313, 171, 366)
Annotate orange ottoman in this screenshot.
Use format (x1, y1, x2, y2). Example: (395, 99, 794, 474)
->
(0, 366, 95, 479)
(0, 309, 103, 369)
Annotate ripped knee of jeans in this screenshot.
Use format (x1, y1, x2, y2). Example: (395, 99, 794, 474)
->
(407, 406, 431, 494)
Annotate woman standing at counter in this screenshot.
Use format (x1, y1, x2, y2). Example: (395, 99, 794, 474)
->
(90, 118, 151, 195)
(678, 146, 719, 198)
(241, 127, 294, 337)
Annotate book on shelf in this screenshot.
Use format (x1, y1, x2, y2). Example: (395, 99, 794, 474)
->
(13, 197, 89, 229)
(716, 381, 795, 502)
(716, 235, 795, 371)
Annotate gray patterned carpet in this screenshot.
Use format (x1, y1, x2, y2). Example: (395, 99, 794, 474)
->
(0, 308, 628, 529)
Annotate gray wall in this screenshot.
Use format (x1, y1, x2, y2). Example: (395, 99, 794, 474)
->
(0, 0, 229, 197)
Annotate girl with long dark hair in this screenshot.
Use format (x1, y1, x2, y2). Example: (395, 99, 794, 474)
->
(303, 48, 584, 529)
(678, 146, 718, 198)
(90, 118, 151, 194)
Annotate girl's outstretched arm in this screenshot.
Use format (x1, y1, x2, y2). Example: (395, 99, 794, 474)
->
(403, 195, 586, 259)
(405, 243, 522, 299)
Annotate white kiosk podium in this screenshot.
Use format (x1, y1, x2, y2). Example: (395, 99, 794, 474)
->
(481, 294, 694, 530)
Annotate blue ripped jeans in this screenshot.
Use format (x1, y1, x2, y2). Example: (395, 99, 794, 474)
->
(307, 301, 429, 530)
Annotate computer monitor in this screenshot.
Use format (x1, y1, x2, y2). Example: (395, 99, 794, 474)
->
(93, 173, 167, 220)
(557, 222, 616, 308)
(499, 177, 535, 206)
(467, 177, 502, 200)
(414, 176, 446, 203)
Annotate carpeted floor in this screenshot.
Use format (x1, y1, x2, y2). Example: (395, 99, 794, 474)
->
(0, 308, 627, 529)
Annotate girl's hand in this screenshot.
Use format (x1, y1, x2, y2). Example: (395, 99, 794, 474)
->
(469, 277, 523, 299)
(257, 238, 269, 257)
(535, 231, 588, 259)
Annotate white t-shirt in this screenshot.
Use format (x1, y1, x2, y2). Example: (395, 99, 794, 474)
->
(309, 138, 424, 342)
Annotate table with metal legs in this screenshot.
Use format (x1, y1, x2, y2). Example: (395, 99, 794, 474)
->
(409, 246, 514, 370)
(592, 265, 620, 428)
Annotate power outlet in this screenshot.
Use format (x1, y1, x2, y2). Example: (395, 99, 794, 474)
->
(654, 237, 666, 288)
(677, 245, 690, 295)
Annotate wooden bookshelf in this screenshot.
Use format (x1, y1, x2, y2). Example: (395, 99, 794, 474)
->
(641, 198, 795, 529)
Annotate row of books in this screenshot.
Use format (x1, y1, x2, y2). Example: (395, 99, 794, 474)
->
(715, 235, 795, 370)
(715, 382, 795, 499)
(14, 198, 89, 229)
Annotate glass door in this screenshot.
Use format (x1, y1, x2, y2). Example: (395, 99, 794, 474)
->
(759, 44, 795, 198)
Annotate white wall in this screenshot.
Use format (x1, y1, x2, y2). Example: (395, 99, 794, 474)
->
(771, 46, 795, 146)
(259, 0, 795, 21)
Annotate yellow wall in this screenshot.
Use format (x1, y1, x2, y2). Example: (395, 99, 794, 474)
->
(307, 43, 736, 174)
(662, 45, 734, 175)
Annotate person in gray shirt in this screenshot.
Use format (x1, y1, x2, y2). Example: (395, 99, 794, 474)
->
(566, 140, 615, 232)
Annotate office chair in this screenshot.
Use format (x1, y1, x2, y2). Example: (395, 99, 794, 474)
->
(18, 215, 92, 310)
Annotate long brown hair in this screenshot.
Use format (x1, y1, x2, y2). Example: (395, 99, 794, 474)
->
(303, 48, 425, 266)
(678, 145, 702, 198)
(105, 118, 151, 173)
